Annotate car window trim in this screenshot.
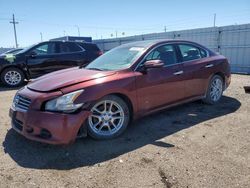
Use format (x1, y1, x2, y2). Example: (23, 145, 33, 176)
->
(176, 42, 209, 64)
(54, 50, 84, 55)
(28, 42, 60, 56)
(57, 42, 85, 54)
(134, 42, 180, 71)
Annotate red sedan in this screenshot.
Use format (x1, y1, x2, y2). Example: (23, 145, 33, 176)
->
(9, 40, 231, 144)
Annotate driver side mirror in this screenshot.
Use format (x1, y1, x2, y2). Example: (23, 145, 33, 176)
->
(144, 60, 164, 69)
(27, 51, 37, 58)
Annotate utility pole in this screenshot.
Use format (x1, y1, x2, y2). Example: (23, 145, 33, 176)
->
(213, 13, 216, 27)
(164, 26, 167, 32)
(115, 31, 118, 38)
(9, 14, 18, 48)
(75, 25, 80, 36)
(40, 32, 43, 42)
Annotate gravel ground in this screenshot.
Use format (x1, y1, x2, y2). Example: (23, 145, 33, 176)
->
(0, 74, 249, 188)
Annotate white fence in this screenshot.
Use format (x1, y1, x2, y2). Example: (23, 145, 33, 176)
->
(94, 24, 250, 74)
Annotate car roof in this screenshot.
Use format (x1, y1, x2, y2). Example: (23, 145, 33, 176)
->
(120, 39, 202, 48)
(118, 39, 214, 54)
(49, 40, 95, 45)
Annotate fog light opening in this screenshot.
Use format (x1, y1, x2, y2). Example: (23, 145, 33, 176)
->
(39, 129, 52, 139)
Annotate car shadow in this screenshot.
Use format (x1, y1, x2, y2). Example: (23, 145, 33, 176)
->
(2, 96, 241, 170)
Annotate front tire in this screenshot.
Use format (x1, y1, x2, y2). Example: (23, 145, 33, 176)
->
(87, 95, 130, 140)
(203, 75, 224, 104)
(1, 67, 25, 87)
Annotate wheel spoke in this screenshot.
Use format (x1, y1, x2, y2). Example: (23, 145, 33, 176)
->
(98, 123, 105, 132)
(110, 120, 117, 129)
(111, 110, 122, 115)
(107, 124, 112, 131)
(92, 107, 102, 114)
(109, 102, 114, 113)
(103, 101, 107, 112)
(91, 114, 101, 120)
(93, 119, 102, 128)
(112, 116, 123, 120)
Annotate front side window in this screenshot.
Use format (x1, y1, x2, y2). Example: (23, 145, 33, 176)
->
(178, 44, 207, 62)
(31, 43, 56, 55)
(146, 44, 177, 66)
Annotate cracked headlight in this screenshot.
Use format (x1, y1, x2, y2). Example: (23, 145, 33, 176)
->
(45, 89, 84, 113)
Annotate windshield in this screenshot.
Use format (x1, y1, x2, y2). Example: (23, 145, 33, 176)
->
(86, 46, 146, 71)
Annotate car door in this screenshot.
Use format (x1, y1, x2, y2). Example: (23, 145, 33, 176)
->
(26, 42, 57, 78)
(55, 42, 88, 68)
(135, 44, 186, 113)
(177, 43, 212, 98)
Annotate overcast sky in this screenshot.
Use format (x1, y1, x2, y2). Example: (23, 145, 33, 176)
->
(0, 0, 249, 48)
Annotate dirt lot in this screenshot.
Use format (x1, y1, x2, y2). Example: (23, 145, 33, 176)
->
(0, 74, 249, 188)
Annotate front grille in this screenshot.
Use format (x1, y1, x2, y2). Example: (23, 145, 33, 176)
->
(14, 95, 31, 111)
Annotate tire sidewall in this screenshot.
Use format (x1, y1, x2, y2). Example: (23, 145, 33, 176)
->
(87, 95, 130, 140)
(1, 67, 24, 87)
(205, 75, 223, 104)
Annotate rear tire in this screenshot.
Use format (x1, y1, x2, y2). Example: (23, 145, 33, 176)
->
(87, 95, 130, 140)
(1, 67, 25, 87)
(203, 75, 223, 105)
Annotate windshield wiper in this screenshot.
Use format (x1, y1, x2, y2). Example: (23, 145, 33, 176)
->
(85, 67, 104, 71)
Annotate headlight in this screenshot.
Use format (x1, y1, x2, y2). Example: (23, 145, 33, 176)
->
(45, 89, 84, 113)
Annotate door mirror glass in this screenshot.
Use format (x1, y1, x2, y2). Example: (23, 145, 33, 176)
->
(27, 51, 37, 58)
(144, 60, 164, 69)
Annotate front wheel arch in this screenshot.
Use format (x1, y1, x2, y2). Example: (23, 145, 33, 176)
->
(0, 65, 28, 80)
(0, 66, 26, 87)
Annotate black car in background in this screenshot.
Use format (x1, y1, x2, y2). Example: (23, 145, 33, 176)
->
(0, 41, 102, 87)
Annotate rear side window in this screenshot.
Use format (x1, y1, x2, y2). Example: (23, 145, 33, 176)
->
(78, 43, 100, 52)
(178, 44, 207, 62)
(146, 44, 177, 66)
(58, 42, 82, 53)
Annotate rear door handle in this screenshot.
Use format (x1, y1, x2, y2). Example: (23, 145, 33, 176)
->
(173, 70, 184, 75)
(205, 64, 214, 68)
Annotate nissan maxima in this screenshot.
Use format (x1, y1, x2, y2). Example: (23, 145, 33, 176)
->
(9, 40, 231, 144)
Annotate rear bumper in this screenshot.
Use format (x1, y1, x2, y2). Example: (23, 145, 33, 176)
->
(9, 107, 90, 145)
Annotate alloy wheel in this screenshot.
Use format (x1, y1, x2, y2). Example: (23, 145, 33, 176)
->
(210, 78, 223, 102)
(88, 100, 125, 136)
(4, 70, 22, 86)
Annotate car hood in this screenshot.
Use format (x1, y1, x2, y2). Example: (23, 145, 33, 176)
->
(27, 67, 116, 92)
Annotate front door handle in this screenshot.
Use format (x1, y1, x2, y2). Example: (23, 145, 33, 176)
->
(173, 70, 184, 75)
(205, 64, 214, 68)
